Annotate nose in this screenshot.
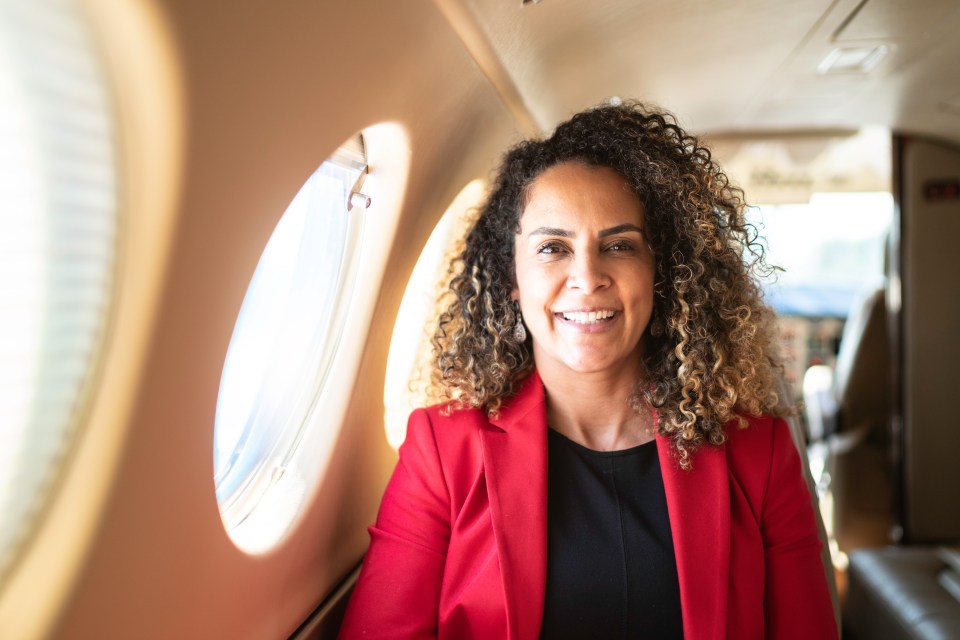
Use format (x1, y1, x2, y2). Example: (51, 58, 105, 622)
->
(565, 252, 611, 293)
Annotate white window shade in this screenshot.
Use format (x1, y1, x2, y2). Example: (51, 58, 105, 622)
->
(214, 140, 366, 553)
(0, 0, 118, 588)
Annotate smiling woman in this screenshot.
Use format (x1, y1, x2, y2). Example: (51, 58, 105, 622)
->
(339, 101, 838, 640)
(427, 102, 792, 466)
(513, 163, 657, 450)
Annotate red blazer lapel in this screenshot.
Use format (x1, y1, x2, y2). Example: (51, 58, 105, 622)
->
(481, 372, 549, 640)
(657, 427, 731, 640)
(479, 375, 731, 639)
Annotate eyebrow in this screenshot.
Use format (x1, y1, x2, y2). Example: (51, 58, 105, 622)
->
(599, 223, 644, 237)
(527, 223, 644, 238)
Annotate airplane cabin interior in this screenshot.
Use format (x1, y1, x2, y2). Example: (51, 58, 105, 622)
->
(1, 0, 959, 638)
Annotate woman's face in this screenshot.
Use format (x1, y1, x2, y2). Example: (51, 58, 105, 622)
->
(512, 162, 655, 381)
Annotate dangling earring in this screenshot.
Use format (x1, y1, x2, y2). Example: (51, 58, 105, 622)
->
(513, 301, 527, 342)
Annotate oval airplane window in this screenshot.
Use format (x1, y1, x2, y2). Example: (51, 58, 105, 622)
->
(0, 2, 118, 587)
(214, 136, 367, 553)
(384, 180, 485, 448)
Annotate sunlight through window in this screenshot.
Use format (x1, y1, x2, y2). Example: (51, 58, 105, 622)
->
(214, 138, 366, 553)
(384, 180, 484, 449)
(0, 0, 117, 589)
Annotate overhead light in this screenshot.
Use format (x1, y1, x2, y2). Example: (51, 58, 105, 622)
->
(817, 45, 888, 74)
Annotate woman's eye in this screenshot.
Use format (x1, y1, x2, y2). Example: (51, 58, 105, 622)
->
(537, 241, 567, 255)
(606, 240, 634, 253)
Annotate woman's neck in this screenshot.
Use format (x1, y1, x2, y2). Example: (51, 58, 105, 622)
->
(539, 366, 655, 451)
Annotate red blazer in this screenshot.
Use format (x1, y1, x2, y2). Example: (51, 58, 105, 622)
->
(340, 371, 838, 639)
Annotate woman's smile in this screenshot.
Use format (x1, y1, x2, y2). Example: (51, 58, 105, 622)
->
(556, 309, 617, 324)
(554, 309, 620, 333)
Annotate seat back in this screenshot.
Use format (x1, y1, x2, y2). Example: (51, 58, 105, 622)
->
(834, 285, 890, 436)
(829, 284, 894, 551)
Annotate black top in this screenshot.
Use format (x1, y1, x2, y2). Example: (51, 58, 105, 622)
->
(540, 429, 684, 640)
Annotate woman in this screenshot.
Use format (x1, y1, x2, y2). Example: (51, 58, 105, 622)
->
(339, 102, 838, 639)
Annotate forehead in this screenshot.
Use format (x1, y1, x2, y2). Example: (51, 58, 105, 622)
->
(521, 162, 644, 228)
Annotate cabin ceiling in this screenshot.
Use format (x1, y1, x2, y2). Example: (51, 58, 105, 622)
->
(450, 0, 960, 146)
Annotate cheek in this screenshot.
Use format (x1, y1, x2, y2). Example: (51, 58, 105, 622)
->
(632, 268, 656, 316)
(515, 274, 540, 316)
(513, 259, 539, 301)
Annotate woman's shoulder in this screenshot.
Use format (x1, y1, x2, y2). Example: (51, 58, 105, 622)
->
(722, 413, 802, 484)
(411, 400, 492, 429)
(724, 413, 791, 448)
(724, 415, 799, 467)
(396, 402, 493, 499)
(409, 372, 544, 446)
(403, 401, 492, 454)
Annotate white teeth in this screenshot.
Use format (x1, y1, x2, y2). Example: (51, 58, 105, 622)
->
(561, 310, 615, 324)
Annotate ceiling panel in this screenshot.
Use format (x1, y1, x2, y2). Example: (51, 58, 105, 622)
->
(834, 0, 960, 42)
(441, 0, 960, 144)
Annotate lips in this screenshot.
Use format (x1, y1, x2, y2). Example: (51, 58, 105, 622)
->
(556, 309, 617, 325)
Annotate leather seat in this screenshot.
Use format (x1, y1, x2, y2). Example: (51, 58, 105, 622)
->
(845, 546, 960, 639)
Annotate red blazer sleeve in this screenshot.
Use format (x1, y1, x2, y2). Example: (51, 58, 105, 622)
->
(761, 419, 838, 639)
(339, 409, 450, 640)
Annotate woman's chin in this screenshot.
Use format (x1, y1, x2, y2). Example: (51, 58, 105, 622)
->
(547, 354, 638, 379)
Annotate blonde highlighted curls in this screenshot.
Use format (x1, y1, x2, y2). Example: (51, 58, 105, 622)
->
(429, 101, 792, 468)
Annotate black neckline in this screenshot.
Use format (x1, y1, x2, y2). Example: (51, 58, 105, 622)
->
(547, 427, 657, 458)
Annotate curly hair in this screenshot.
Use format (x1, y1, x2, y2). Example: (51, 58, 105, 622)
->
(428, 101, 792, 467)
